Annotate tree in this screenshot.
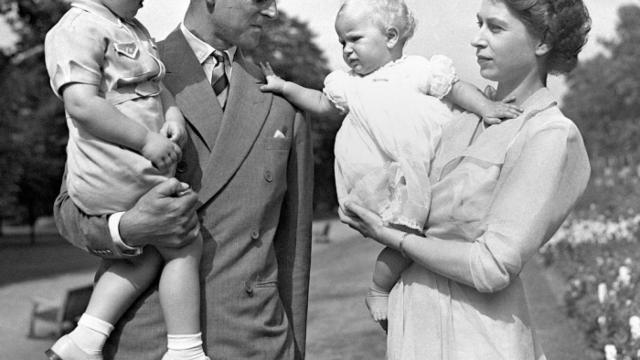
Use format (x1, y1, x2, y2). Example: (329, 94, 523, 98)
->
(0, 0, 69, 235)
(245, 12, 340, 216)
(562, 4, 640, 162)
(562, 4, 640, 215)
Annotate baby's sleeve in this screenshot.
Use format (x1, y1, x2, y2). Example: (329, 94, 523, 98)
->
(421, 55, 458, 99)
(322, 70, 351, 114)
(44, 19, 106, 98)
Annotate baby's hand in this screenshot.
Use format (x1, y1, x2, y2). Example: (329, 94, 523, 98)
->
(259, 62, 286, 94)
(161, 120, 187, 148)
(480, 89, 522, 124)
(481, 98, 523, 125)
(141, 132, 182, 171)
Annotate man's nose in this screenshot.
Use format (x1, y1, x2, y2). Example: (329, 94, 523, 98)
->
(261, 1, 278, 18)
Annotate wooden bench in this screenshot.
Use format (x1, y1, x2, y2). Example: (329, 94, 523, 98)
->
(28, 284, 93, 338)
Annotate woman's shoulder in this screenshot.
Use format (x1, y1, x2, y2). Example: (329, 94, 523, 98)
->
(528, 105, 580, 132)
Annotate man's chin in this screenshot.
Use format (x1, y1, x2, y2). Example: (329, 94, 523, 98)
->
(237, 34, 262, 50)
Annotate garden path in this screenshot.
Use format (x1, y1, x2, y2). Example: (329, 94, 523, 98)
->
(0, 220, 587, 359)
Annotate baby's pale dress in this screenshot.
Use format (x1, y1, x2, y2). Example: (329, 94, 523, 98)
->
(325, 55, 458, 231)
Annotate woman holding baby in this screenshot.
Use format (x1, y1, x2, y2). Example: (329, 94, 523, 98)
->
(340, 0, 592, 359)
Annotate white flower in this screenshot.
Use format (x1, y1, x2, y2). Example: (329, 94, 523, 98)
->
(597, 315, 607, 327)
(618, 266, 632, 287)
(604, 344, 617, 360)
(630, 315, 640, 340)
(598, 283, 608, 304)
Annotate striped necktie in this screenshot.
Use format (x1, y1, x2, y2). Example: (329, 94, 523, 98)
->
(211, 50, 229, 103)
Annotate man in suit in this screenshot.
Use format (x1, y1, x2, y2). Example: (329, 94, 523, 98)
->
(53, 0, 314, 359)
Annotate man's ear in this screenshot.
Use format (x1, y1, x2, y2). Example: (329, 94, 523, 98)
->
(386, 27, 400, 49)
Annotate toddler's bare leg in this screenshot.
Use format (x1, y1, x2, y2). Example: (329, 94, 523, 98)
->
(47, 250, 163, 360)
(156, 234, 208, 360)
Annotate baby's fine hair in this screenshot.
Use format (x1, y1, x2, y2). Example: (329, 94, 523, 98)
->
(339, 0, 417, 44)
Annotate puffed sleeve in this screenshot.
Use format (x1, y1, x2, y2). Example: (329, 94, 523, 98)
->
(413, 55, 458, 99)
(44, 19, 106, 98)
(322, 70, 351, 114)
(467, 122, 590, 292)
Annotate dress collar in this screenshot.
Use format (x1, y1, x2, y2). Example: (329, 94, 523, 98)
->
(179, 23, 237, 65)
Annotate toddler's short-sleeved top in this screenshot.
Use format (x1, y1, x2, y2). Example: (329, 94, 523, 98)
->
(324, 55, 458, 230)
(45, 0, 170, 215)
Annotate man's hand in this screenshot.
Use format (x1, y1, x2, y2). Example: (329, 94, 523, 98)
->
(119, 178, 200, 248)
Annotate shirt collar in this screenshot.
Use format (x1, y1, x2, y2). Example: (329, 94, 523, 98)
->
(520, 87, 557, 114)
(71, 0, 122, 25)
(179, 23, 237, 65)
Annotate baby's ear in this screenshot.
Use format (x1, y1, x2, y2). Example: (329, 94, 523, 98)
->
(385, 27, 400, 48)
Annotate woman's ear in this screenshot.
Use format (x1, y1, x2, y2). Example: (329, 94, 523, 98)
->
(386, 27, 400, 49)
(535, 40, 552, 57)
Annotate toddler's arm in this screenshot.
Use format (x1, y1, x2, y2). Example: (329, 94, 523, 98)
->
(446, 80, 522, 124)
(259, 62, 343, 120)
(159, 83, 188, 149)
(62, 83, 181, 171)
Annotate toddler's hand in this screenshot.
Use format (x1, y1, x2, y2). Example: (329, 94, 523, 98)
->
(141, 132, 182, 171)
(481, 98, 522, 125)
(259, 62, 286, 94)
(161, 120, 187, 148)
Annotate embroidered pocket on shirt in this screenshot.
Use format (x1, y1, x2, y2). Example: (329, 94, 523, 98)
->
(113, 42, 139, 59)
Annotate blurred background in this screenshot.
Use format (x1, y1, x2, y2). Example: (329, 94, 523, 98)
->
(1, 0, 640, 359)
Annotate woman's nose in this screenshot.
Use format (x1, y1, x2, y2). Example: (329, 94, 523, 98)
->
(261, 1, 278, 18)
(471, 32, 487, 48)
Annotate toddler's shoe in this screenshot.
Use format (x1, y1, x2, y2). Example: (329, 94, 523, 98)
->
(45, 334, 103, 360)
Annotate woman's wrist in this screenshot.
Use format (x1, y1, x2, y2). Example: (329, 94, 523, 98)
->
(398, 232, 411, 258)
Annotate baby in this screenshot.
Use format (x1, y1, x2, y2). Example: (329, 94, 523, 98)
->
(44, 0, 207, 359)
(260, 0, 521, 326)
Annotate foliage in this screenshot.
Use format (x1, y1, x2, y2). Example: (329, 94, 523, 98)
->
(542, 213, 640, 359)
(0, 0, 69, 225)
(245, 12, 340, 216)
(562, 5, 640, 161)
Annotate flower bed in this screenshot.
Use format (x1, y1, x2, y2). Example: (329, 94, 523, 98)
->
(541, 214, 640, 359)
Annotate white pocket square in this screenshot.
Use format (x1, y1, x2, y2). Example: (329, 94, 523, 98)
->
(273, 129, 286, 139)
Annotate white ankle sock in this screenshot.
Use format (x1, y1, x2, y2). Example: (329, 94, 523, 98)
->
(67, 313, 114, 354)
(165, 333, 207, 360)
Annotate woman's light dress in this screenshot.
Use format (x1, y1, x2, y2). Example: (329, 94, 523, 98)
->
(325, 55, 458, 231)
(386, 89, 590, 360)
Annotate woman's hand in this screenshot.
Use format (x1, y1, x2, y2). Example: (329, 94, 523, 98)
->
(339, 201, 400, 248)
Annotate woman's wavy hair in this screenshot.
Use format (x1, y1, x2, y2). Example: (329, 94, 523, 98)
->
(339, 0, 417, 46)
(502, 0, 591, 74)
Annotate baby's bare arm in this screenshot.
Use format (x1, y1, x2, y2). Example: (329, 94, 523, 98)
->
(447, 80, 522, 124)
(259, 62, 342, 120)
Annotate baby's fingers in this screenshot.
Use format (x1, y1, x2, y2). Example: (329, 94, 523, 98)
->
(260, 61, 275, 76)
(483, 117, 502, 125)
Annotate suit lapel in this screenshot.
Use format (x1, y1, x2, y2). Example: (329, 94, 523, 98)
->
(159, 29, 223, 152)
(197, 52, 273, 205)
